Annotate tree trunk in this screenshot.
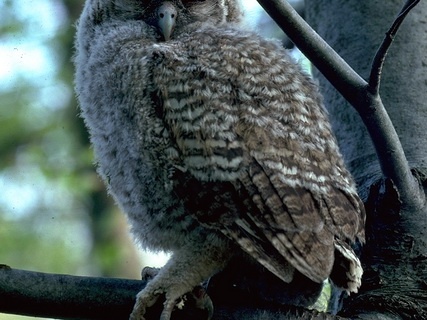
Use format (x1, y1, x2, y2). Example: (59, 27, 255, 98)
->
(306, 1, 427, 318)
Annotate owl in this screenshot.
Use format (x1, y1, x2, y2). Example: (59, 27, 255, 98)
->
(74, 0, 365, 319)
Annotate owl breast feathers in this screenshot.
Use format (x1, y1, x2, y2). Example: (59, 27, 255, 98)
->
(74, 1, 365, 319)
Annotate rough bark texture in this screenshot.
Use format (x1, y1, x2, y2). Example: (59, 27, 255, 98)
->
(306, 0, 427, 318)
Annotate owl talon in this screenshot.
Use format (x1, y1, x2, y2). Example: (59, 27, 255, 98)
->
(189, 286, 214, 319)
(131, 267, 178, 319)
(130, 267, 162, 319)
(130, 287, 162, 320)
(141, 266, 160, 281)
(130, 282, 214, 320)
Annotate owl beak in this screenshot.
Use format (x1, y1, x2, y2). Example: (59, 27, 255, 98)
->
(157, 2, 177, 41)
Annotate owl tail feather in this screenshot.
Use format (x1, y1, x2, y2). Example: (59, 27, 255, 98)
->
(330, 239, 363, 294)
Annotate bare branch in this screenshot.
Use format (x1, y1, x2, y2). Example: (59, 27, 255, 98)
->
(0, 265, 141, 319)
(255, 0, 367, 106)
(257, 0, 425, 209)
(347, 0, 425, 209)
(0, 266, 341, 320)
(369, 0, 421, 94)
(356, 95, 424, 210)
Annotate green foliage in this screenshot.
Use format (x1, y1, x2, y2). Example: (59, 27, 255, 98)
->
(0, 214, 85, 273)
(0, 2, 143, 299)
(0, 0, 132, 282)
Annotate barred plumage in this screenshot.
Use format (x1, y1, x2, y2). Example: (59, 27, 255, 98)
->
(74, 1, 365, 319)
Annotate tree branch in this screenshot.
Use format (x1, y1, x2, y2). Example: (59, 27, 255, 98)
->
(369, 0, 421, 95)
(0, 265, 141, 319)
(255, 0, 367, 106)
(257, 0, 425, 209)
(0, 266, 342, 319)
(361, 0, 424, 209)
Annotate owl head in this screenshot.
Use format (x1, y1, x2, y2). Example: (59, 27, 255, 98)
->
(80, 0, 243, 40)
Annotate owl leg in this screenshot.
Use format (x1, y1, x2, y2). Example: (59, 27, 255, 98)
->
(129, 243, 230, 320)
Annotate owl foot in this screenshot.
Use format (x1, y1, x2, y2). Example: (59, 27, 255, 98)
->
(130, 267, 213, 320)
(141, 266, 161, 281)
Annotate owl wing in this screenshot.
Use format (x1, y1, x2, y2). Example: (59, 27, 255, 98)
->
(233, 155, 365, 286)
(152, 29, 365, 289)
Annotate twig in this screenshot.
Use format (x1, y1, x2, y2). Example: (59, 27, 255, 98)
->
(369, 0, 421, 94)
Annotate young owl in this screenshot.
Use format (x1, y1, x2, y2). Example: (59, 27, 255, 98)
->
(74, 0, 365, 319)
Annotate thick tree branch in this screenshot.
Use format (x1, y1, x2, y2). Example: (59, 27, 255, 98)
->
(0, 266, 342, 320)
(257, 0, 425, 209)
(0, 265, 141, 319)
